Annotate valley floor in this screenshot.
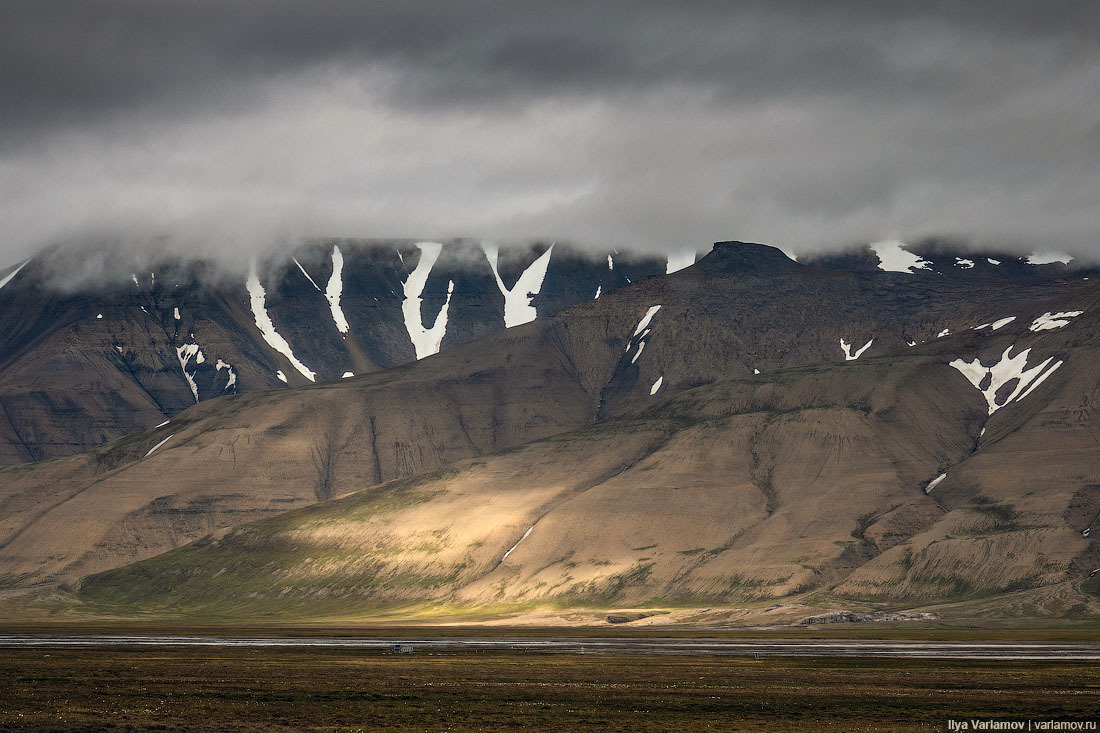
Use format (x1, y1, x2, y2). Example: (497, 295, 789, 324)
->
(1, 640, 1099, 731)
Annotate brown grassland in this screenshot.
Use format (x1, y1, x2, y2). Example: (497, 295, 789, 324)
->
(1, 643, 1098, 731)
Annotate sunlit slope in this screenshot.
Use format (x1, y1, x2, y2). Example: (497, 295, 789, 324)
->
(80, 329, 1100, 616)
(4, 241, 1099, 608)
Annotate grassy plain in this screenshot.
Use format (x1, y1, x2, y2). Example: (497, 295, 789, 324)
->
(2, 643, 1099, 732)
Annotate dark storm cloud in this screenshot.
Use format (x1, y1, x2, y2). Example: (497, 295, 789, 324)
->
(2, 1, 1099, 266)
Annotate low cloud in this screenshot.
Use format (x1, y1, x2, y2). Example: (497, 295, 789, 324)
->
(2, 1, 1099, 266)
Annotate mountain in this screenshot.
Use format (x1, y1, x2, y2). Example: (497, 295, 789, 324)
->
(4, 240, 1100, 623)
(0, 240, 666, 464)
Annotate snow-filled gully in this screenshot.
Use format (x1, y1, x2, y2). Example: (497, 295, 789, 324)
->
(246, 260, 317, 382)
(482, 242, 554, 328)
(401, 242, 455, 360)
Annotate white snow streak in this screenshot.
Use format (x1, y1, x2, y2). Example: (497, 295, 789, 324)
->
(482, 242, 554, 328)
(0, 259, 30, 290)
(502, 525, 535, 562)
(215, 358, 237, 390)
(292, 257, 323, 291)
(987, 258, 1001, 265)
(594, 285, 602, 300)
(401, 242, 454, 359)
(622, 305, 663, 369)
(1029, 311, 1083, 332)
(925, 473, 947, 494)
(1016, 360, 1063, 402)
(870, 240, 931, 274)
(973, 316, 1016, 331)
(1027, 252, 1073, 265)
(246, 260, 316, 381)
(607, 254, 614, 270)
(144, 434, 174, 458)
(937, 329, 951, 338)
(155, 420, 170, 428)
(955, 258, 975, 269)
(633, 305, 662, 336)
(325, 246, 350, 334)
(173, 307, 180, 320)
(949, 345, 1061, 415)
(840, 338, 873, 360)
(650, 376, 664, 395)
(666, 251, 695, 274)
(276, 370, 287, 383)
(176, 343, 205, 402)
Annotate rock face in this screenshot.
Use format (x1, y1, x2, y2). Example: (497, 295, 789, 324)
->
(3, 239, 1100, 621)
(0, 240, 665, 463)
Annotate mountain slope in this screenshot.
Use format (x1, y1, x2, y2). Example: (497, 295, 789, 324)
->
(78, 309, 1100, 618)
(3, 241, 1097, 614)
(0, 240, 666, 463)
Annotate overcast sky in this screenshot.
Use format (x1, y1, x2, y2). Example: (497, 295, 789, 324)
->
(2, 1, 1099, 266)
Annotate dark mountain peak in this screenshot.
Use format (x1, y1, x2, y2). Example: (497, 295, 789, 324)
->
(702, 241, 801, 273)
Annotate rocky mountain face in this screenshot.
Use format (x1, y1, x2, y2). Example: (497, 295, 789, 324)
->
(3, 240, 1099, 624)
(0, 240, 667, 464)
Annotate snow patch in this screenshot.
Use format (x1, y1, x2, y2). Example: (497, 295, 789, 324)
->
(937, 329, 951, 338)
(840, 338, 873, 361)
(955, 258, 975, 269)
(949, 345, 1062, 415)
(246, 260, 316, 382)
(96, 313, 103, 319)
(1029, 311, 1083, 332)
(292, 257, 323, 292)
(131, 273, 139, 287)
(276, 370, 287, 383)
(0, 259, 30, 290)
(176, 343, 205, 402)
(607, 254, 614, 270)
(594, 285, 601, 300)
(753, 368, 761, 375)
(987, 258, 1001, 265)
(144, 434, 173, 458)
(325, 245, 350, 335)
(633, 305, 662, 336)
(623, 305, 662, 368)
(870, 240, 931, 274)
(650, 376, 664, 395)
(1027, 252, 1073, 265)
(502, 525, 535, 562)
(401, 242, 454, 359)
(482, 242, 554, 327)
(173, 307, 180, 320)
(155, 420, 170, 428)
(974, 316, 1016, 331)
(925, 473, 947, 494)
(341, 371, 354, 378)
(1016, 360, 1063, 402)
(906, 340, 917, 347)
(215, 358, 237, 390)
(666, 250, 695, 274)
